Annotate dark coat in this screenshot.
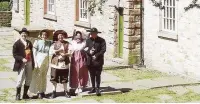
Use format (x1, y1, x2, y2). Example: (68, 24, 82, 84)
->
(85, 36, 106, 67)
(12, 39, 35, 72)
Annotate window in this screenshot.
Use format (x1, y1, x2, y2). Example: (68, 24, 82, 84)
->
(13, 0, 19, 12)
(79, 0, 89, 22)
(47, 0, 55, 15)
(43, 0, 57, 21)
(161, 0, 177, 33)
(75, 0, 90, 28)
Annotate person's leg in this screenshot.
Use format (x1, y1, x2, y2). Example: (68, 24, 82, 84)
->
(15, 64, 25, 100)
(50, 68, 58, 99)
(38, 62, 49, 99)
(63, 83, 70, 98)
(88, 67, 96, 93)
(23, 61, 33, 99)
(61, 69, 71, 98)
(95, 66, 103, 96)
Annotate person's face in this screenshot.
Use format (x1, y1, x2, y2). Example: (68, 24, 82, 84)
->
(41, 32, 48, 40)
(91, 32, 97, 38)
(20, 32, 28, 40)
(58, 34, 64, 41)
(75, 33, 81, 40)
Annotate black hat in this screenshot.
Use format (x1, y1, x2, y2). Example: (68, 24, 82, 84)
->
(19, 28, 29, 35)
(86, 27, 101, 33)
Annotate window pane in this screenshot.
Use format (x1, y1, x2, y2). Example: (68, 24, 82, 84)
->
(173, 20, 175, 31)
(173, 0, 175, 6)
(173, 8, 175, 19)
(170, 19, 172, 30)
(164, 19, 166, 29)
(170, 8, 172, 18)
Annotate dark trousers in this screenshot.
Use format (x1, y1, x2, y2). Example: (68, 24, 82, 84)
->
(88, 66, 102, 88)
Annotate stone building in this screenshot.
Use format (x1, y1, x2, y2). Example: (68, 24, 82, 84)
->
(11, 0, 142, 65)
(144, 0, 200, 78)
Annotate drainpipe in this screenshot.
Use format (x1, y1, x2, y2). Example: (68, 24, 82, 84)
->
(138, 0, 146, 68)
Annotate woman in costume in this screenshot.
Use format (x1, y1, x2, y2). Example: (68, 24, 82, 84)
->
(69, 30, 89, 95)
(29, 29, 52, 99)
(49, 30, 71, 98)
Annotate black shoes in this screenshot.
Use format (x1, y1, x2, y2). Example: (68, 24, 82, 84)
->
(96, 88, 101, 96)
(88, 88, 96, 94)
(64, 90, 71, 98)
(38, 92, 45, 99)
(50, 91, 56, 99)
(15, 87, 21, 100)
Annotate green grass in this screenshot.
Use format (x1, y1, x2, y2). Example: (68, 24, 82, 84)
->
(71, 87, 175, 103)
(0, 58, 11, 71)
(0, 1, 10, 11)
(104, 67, 169, 81)
(1, 87, 200, 103)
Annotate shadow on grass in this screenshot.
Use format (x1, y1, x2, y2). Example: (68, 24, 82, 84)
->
(103, 66, 133, 70)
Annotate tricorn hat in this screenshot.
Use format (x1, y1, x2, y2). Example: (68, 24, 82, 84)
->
(19, 28, 29, 35)
(86, 27, 101, 33)
(53, 30, 68, 41)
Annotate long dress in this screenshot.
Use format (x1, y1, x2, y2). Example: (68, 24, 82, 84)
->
(29, 39, 52, 94)
(69, 40, 89, 89)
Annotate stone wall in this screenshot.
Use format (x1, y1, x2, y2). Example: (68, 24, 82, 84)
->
(0, 11, 12, 27)
(123, 0, 141, 64)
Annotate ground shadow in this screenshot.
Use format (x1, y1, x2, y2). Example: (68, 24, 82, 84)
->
(103, 66, 133, 70)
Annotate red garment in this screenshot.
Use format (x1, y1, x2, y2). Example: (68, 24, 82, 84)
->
(25, 48, 32, 61)
(70, 50, 88, 88)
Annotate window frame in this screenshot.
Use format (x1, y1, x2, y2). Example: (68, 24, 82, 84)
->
(75, 0, 90, 28)
(158, 0, 178, 40)
(47, 0, 56, 15)
(79, 0, 89, 22)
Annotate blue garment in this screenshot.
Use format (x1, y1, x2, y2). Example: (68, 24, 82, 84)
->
(33, 40, 52, 68)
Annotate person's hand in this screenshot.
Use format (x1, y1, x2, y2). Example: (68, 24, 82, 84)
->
(92, 56, 96, 60)
(90, 50, 94, 55)
(60, 53, 65, 56)
(22, 58, 27, 63)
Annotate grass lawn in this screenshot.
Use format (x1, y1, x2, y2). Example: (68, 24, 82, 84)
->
(0, 1, 10, 11)
(72, 87, 200, 103)
(0, 58, 11, 71)
(104, 67, 169, 81)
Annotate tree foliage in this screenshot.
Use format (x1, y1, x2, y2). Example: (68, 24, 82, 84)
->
(150, 0, 200, 11)
(87, 0, 108, 16)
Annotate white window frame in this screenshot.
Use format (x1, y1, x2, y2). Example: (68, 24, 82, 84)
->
(160, 0, 178, 33)
(47, 0, 56, 15)
(79, 0, 89, 22)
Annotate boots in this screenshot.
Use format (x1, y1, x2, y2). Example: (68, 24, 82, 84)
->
(22, 85, 30, 99)
(96, 88, 101, 96)
(50, 91, 56, 99)
(64, 90, 71, 98)
(15, 87, 21, 100)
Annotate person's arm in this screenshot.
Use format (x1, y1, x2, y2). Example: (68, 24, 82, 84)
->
(12, 42, 23, 62)
(29, 41, 35, 69)
(94, 39, 106, 58)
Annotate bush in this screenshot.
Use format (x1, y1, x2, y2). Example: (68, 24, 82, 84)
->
(0, 1, 10, 11)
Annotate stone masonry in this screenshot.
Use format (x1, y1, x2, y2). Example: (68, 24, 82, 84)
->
(123, 0, 141, 64)
(0, 11, 12, 27)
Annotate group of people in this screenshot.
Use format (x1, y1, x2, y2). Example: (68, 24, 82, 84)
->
(12, 27, 106, 100)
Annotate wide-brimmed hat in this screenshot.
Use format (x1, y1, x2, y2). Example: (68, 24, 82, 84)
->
(39, 29, 50, 38)
(19, 28, 29, 35)
(53, 30, 68, 41)
(86, 27, 101, 33)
